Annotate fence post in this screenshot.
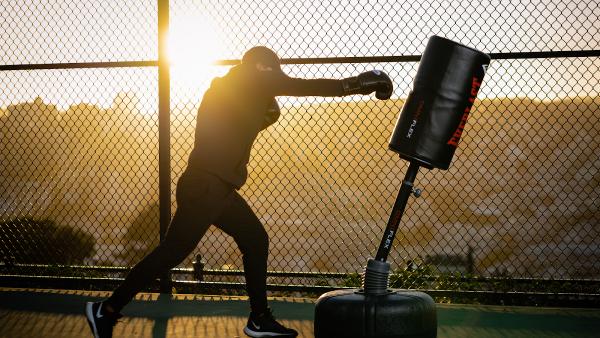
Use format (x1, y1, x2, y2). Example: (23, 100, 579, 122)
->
(157, 0, 171, 294)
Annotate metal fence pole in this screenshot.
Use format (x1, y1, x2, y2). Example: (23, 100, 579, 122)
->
(157, 0, 171, 294)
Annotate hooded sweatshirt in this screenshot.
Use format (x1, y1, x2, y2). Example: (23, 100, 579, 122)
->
(186, 64, 345, 188)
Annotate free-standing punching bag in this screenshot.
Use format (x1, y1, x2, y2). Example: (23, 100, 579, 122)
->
(389, 35, 490, 170)
(314, 36, 490, 338)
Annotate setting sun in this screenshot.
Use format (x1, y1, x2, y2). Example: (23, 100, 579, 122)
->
(167, 14, 224, 88)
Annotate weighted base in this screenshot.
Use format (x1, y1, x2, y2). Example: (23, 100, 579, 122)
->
(314, 289, 437, 338)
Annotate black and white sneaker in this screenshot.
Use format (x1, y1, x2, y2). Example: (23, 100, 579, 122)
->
(243, 308, 298, 337)
(85, 301, 122, 338)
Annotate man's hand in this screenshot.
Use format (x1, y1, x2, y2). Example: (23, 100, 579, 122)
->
(342, 70, 393, 99)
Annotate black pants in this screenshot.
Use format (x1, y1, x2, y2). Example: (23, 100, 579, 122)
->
(106, 170, 269, 313)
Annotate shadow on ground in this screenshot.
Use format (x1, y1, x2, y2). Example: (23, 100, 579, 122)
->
(1, 288, 600, 338)
(0, 288, 313, 338)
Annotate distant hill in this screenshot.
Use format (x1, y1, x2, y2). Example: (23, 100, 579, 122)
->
(1, 95, 598, 278)
(239, 96, 600, 278)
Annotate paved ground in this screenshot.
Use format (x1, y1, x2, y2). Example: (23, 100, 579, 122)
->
(1, 288, 599, 337)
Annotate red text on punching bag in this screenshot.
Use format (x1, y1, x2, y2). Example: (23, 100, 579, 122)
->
(447, 77, 482, 147)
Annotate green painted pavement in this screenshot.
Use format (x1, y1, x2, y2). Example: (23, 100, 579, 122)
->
(1, 288, 599, 337)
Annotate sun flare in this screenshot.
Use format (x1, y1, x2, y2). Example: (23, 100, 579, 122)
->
(167, 14, 224, 88)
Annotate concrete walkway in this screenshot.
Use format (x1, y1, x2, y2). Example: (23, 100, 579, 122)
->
(1, 288, 599, 338)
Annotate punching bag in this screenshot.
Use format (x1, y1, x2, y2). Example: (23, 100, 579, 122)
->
(314, 36, 490, 338)
(389, 35, 491, 169)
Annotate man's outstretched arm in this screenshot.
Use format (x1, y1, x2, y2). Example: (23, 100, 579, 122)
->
(262, 71, 393, 99)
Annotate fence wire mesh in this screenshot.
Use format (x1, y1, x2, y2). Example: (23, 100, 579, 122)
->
(1, 0, 599, 301)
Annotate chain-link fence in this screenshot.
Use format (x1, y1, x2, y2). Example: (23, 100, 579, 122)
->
(1, 0, 599, 304)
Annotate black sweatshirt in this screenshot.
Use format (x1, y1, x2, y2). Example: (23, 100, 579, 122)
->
(186, 64, 345, 188)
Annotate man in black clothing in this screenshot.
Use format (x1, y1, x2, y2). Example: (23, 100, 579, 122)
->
(85, 46, 393, 338)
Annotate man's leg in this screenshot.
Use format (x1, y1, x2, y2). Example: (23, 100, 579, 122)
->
(105, 171, 231, 311)
(86, 172, 231, 338)
(85, 204, 211, 338)
(214, 192, 297, 337)
(214, 191, 269, 314)
(105, 205, 211, 312)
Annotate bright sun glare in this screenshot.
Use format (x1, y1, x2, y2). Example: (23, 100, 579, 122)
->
(167, 14, 224, 89)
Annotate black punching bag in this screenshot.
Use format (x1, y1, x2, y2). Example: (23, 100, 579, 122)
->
(314, 36, 490, 338)
(389, 35, 491, 169)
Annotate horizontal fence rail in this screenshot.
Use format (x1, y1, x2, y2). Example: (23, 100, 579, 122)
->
(2, 49, 600, 72)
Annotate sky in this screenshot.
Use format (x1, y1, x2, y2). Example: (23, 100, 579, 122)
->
(0, 0, 599, 112)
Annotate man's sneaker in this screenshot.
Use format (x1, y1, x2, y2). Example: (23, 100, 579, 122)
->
(85, 301, 122, 338)
(243, 308, 298, 337)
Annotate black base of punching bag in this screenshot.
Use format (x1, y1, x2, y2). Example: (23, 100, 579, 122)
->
(314, 260, 436, 338)
(315, 290, 436, 338)
(315, 164, 437, 338)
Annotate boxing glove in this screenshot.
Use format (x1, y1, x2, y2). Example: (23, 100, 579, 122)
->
(342, 70, 393, 99)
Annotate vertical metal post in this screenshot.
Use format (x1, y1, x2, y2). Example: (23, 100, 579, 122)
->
(157, 0, 171, 294)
